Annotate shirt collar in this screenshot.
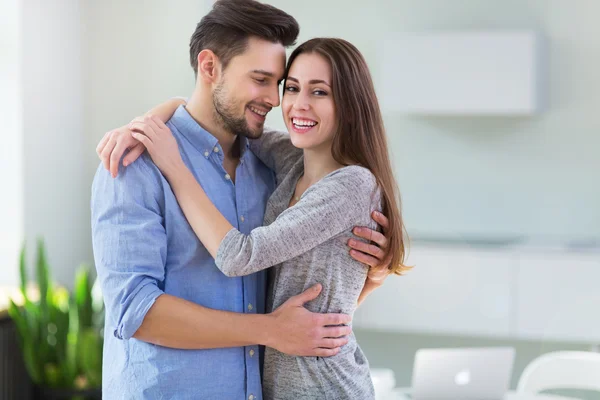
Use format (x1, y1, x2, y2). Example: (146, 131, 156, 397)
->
(169, 105, 219, 155)
(169, 105, 251, 158)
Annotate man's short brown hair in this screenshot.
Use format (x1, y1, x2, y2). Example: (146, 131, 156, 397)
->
(190, 0, 299, 76)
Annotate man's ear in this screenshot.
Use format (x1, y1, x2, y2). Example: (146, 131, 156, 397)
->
(197, 49, 221, 84)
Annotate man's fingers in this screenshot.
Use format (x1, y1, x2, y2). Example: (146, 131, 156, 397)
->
(350, 250, 380, 268)
(321, 325, 352, 339)
(100, 137, 117, 173)
(123, 143, 146, 167)
(348, 239, 385, 260)
(319, 313, 352, 327)
(352, 227, 388, 248)
(96, 131, 111, 156)
(313, 347, 341, 357)
(289, 284, 322, 306)
(372, 210, 390, 231)
(318, 337, 349, 349)
(368, 266, 391, 283)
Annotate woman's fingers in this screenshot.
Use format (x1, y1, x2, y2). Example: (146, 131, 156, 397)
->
(100, 137, 117, 173)
(131, 131, 152, 149)
(130, 121, 158, 141)
(152, 115, 170, 131)
(96, 130, 111, 156)
(141, 115, 163, 136)
(123, 143, 146, 167)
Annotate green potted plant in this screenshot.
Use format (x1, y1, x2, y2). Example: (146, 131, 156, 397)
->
(7, 239, 104, 400)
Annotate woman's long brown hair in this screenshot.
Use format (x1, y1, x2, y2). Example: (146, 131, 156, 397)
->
(285, 38, 410, 275)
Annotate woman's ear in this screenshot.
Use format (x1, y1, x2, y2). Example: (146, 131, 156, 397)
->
(197, 49, 221, 84)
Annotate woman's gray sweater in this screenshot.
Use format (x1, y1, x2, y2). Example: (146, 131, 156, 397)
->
(215, 129, 379, 400)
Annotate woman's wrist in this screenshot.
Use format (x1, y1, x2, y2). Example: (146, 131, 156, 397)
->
(163, 158, 188, 183)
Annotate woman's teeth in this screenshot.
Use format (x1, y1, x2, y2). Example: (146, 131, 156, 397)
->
(292, 118, 317, 128)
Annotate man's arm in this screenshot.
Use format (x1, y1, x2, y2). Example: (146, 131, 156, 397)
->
(135, 284, 350, 357)
(91, 157, 349, 356)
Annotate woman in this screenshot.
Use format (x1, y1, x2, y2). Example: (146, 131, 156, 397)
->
(100, 38, 408, 399)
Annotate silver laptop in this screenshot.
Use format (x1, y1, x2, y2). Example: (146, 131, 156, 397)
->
(411, 347, 515, 400)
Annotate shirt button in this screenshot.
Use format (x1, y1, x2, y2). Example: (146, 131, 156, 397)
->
(249, 395, 255, 400)
(213, 147, 219, 153)
(204, 151, 209, 157)
(247, 303, 253, 311)
(225, 173, 231, 180)
(240, 216, 245, 222)
(249, 349, 255, 357)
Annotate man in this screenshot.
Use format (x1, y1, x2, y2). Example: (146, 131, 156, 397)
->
(92, 1, 391, 398)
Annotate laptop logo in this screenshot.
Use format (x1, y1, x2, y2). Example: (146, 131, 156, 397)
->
(455, 369, 471, 386)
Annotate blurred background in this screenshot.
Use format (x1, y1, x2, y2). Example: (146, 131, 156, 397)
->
(1, 0, 599, 398)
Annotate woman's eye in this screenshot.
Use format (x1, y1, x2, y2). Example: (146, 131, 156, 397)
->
(285, 86, 298, 92)
(313, 90, 328, 96)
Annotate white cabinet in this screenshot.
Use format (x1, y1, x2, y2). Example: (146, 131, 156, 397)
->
(515, 252, 600, 343)
(354, 244, 600, 344)
(379, 31, 542, 115)
(354, 245, 516, 338)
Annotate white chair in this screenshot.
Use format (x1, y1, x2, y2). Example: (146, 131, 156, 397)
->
(516, 351, 600, 395)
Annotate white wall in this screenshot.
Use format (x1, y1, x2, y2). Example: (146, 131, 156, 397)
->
(0, 0, 91, 284)
(84, 0, 600, 244)
(0, 0, 24, 287)
(80, 0, 208, 285)
(4, 0, 597, 286)
(264, 0, 600, 243)
(83, 0, 207, 177)
(0, 0, 211, 286)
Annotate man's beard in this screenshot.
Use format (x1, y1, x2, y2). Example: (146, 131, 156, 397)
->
(212, 81, 262, 139)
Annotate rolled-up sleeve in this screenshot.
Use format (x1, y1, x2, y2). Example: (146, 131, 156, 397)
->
(91, 157, 167, 340)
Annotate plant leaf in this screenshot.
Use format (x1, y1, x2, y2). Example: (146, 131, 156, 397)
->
(74, 266, 93, 329)
(19, 242, 27, 299)
(79, 329, 102, 388)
